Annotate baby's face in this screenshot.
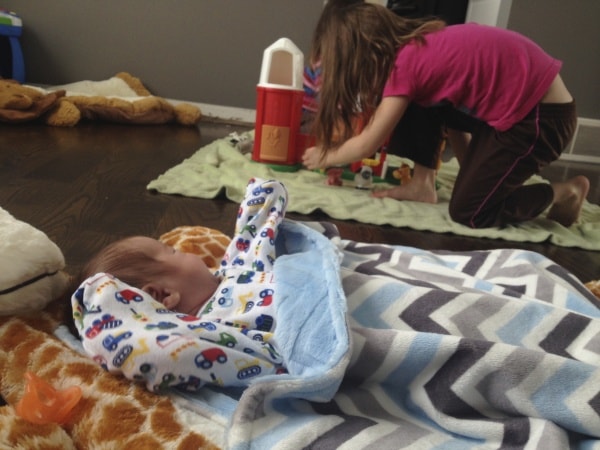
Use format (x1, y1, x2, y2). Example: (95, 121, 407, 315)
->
(133, 237, 219, 316)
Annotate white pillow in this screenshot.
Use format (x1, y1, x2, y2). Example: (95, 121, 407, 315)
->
(0, 207, 69, 315)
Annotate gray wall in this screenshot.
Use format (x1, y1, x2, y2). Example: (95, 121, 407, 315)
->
(3, 0, 599, 118)
(507, 0, 600, 119)
(3, 1, 323, 110)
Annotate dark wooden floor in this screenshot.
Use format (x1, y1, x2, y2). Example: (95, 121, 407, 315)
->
(1, 120, 599, 284)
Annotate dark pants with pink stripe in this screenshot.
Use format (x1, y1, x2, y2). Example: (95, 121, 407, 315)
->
(387, 101, 577, 228)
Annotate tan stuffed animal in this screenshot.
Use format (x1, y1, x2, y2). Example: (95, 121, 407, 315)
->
(45, 72, 201, 127)
(0, 79, 65, 123)
(159, 226, 231, 269)
(0, 73, 201, 127)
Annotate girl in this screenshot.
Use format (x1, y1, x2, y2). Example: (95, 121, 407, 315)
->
(302, 1, 589, 229)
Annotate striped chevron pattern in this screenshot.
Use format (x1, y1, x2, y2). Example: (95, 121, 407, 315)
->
(323, 241, 599, 448)
(205, 223, 600, 449)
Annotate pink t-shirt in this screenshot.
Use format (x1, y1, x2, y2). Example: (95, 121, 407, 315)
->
(383, 23, 562, 131)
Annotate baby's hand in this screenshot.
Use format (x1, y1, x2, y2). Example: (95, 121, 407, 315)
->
(302, 146, 326, 170)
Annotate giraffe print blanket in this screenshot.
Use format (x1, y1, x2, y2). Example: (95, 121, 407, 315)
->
(0, 225, 230, 449)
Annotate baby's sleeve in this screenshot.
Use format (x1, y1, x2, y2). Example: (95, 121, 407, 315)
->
(221, 178, 288, 273)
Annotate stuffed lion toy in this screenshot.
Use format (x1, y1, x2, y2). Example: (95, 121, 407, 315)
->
(0, 72, 201, 127)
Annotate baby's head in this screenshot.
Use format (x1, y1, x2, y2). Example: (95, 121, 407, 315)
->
(81, 236, 220, 316)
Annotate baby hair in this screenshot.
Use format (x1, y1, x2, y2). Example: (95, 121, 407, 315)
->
(80, 237, 163, 289)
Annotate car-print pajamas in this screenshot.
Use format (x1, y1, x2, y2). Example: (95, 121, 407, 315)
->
(72, 178, 290, 392)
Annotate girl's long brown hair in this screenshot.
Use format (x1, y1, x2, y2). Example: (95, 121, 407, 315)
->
(311, 1, 445, 152)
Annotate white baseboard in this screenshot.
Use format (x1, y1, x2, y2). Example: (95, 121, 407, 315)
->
(170, 99, 256, 124)
(559, 153, 600, 164)
(563, 117, 600, 164)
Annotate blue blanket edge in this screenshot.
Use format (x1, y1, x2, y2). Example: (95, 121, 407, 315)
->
(246, 219, 351, 401)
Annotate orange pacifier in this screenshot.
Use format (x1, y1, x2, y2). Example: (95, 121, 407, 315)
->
(14, 372, 82, 424)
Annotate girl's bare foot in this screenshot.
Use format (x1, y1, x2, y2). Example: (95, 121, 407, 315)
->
(547, 175, 590, 226)
(371, 164, 438, 204)
(371, 180, 438, 203)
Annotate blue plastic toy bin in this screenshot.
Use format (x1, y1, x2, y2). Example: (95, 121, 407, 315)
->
(0, 9, 25, 82)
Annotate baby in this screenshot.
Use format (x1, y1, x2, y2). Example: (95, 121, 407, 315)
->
(73, 178, 289, 391)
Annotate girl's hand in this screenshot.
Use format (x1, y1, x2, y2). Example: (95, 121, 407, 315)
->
(302, 146, 326, 170)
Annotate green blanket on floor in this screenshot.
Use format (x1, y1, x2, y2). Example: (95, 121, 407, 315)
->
(147, 132, 600, 250)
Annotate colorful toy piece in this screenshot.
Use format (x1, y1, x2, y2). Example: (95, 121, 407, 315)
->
(326, 167, 344, 186)
(350, 148, 388, 178)
(392, 163, 413, 185)
(354, 158, 381, 190)
(14, 372, 82, 424)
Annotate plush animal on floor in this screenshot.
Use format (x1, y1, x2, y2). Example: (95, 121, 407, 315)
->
(0, 72, 201, 126)
(0, 79, 66, 123)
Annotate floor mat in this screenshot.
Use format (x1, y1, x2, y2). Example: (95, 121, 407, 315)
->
(147, 132, 600, 250)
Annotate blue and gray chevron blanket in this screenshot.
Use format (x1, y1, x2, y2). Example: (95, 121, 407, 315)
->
(166, 220, 600, 449)
(70, 220, 599, 449)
